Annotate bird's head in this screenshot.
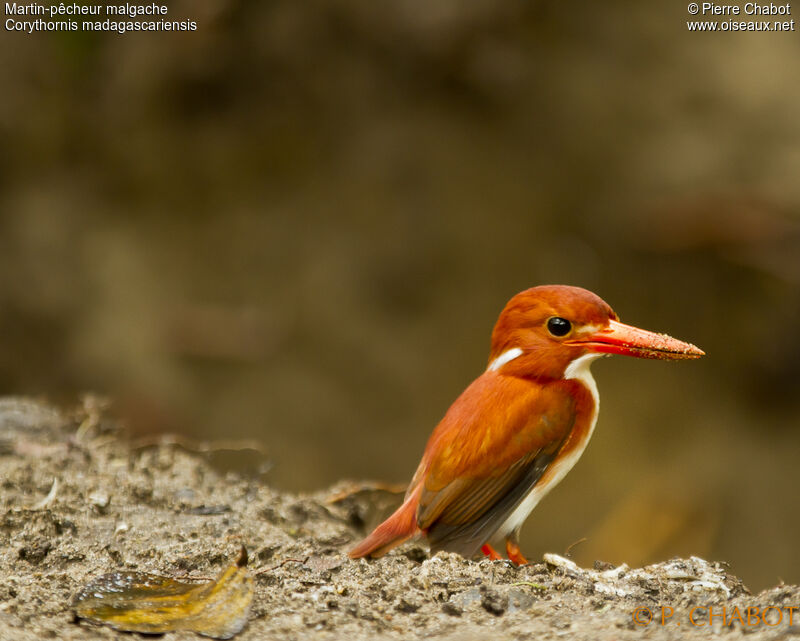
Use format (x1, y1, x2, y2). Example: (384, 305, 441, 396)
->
(487, 285, 704, 380)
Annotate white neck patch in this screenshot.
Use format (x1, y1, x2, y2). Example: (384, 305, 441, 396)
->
(563, 352, 602, 405)
(487, 347, 524, 372)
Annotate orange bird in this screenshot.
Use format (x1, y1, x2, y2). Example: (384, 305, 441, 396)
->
(349, 285, 704, 564)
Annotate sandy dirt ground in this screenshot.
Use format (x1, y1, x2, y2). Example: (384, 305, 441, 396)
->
(0, 397, 797, 641)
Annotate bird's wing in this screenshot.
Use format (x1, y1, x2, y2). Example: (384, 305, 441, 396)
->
(414, 374, 585, 557)
(422, 443, 563, 555)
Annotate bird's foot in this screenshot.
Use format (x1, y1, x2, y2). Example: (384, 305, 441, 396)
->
(505, 539, 529, 565)
(480, 544, 503, 560)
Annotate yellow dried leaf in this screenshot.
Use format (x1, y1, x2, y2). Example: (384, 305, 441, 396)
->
(73, 547, 253, 639)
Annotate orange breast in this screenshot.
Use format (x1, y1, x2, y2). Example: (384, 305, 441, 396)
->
(412, 371, 597, 524)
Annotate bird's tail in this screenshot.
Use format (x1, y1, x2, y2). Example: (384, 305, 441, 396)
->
(349, 484, 422, 558)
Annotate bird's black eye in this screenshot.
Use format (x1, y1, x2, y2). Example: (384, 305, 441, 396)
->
(547, 317, 572, 337)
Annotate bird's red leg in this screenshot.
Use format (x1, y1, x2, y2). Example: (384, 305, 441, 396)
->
(481, 544, 503, 560)
(505, 539, 528, 565)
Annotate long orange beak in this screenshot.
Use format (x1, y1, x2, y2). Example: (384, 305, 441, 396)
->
(569, 320, 705, 360)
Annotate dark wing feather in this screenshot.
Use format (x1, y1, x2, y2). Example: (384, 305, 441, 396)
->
(424, 439, 564, 557)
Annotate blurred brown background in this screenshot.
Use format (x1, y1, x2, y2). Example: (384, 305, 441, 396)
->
(1, 1, 798, 590)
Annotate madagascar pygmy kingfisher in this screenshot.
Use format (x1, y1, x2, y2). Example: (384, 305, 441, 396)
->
(350, 285, 704, 564)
